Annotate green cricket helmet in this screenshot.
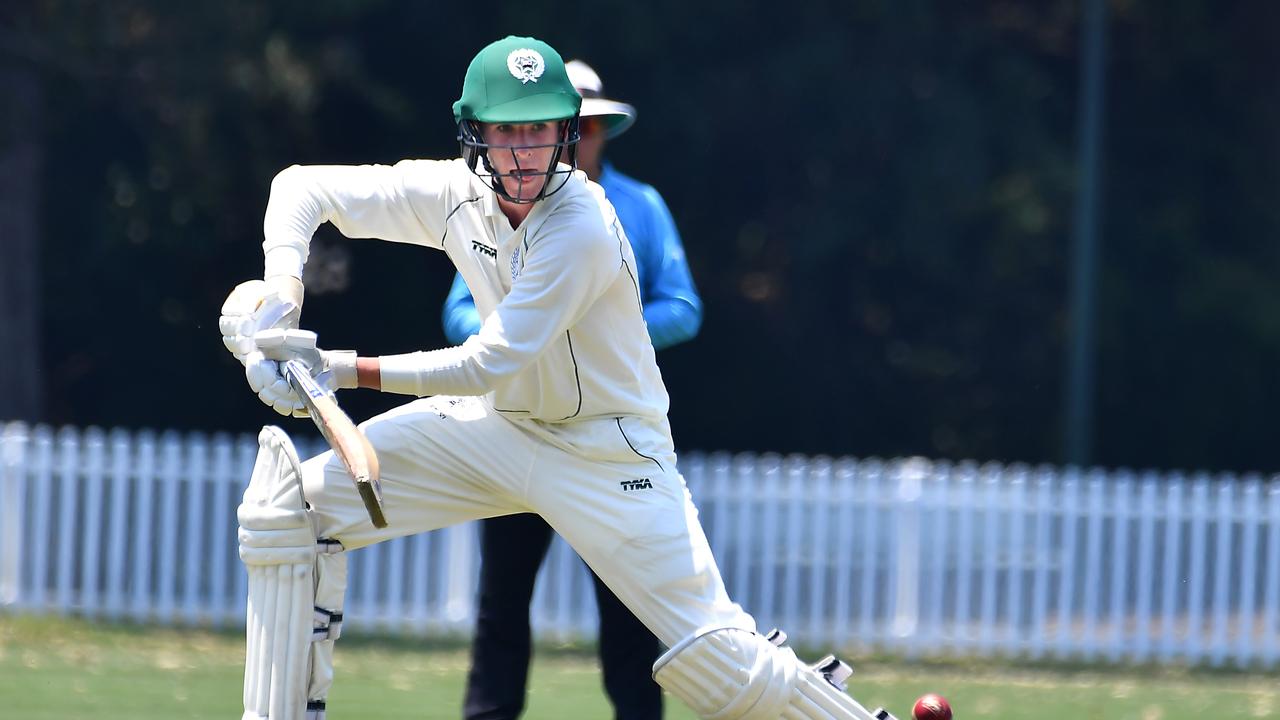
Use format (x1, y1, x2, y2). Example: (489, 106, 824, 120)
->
(453, 36, 582, 204)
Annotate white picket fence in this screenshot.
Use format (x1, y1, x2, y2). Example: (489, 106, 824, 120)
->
(2, 422, 1279, 668)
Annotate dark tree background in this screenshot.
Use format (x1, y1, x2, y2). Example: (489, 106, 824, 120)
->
(3, 1, 1278, 473)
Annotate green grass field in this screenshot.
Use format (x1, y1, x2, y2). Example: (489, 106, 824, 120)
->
(1, 614, 1276, 719)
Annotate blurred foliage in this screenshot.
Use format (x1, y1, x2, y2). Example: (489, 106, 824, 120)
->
(4, 1, 1279, 471)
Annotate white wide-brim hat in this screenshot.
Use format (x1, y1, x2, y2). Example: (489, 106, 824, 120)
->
(567, 59, 637, 140)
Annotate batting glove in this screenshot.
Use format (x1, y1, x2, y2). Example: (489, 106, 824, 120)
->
(250, 329, 358, 415)
(219, 276, 305, 363)
(244, 351, 307, 417)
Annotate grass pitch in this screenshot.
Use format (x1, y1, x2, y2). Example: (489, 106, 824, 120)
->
(1, 614, 1276, 719)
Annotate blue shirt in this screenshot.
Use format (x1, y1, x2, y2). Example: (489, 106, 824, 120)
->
(442, 161, 702, 350)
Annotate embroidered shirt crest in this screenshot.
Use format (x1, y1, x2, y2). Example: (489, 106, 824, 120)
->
(510, 245, 522, 280)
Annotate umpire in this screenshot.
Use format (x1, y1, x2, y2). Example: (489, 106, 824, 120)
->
(442, 58, 703, 720)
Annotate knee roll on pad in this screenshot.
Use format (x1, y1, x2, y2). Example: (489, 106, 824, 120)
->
(653, 627, 794, 719)
(652, 627, 885, 720)
(240, 426, 348, 720)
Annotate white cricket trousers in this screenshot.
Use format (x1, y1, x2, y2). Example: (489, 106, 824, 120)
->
(300, 395, 756, 646)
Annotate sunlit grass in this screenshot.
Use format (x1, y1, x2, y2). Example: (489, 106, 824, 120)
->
(1, 614, 1275, 719)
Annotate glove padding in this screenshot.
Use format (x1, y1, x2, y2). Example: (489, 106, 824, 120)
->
(219, 277, 305, 362)
(245, 329, 358, 417)
(244, 350, 305, 417)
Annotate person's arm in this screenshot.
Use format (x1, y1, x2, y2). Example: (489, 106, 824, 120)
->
(378, 213, 622, 398)
(261, 160, 451, 281)
(356, 357, 382, 390)
(230, 160, 457, 416)
(441, 273, 482, 345)
(635, 188, 702, 350)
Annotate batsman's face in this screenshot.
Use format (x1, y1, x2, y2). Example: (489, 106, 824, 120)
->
(481, 121, 563, 201)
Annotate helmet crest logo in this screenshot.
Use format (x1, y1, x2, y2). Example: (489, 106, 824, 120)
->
(506, 49, 545, 84)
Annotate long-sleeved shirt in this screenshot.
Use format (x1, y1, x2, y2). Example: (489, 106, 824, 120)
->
(442, 161, 701, 350)
(261, 159, 671, 425)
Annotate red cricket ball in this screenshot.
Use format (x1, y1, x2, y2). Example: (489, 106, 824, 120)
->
(911, 693, 952, 720)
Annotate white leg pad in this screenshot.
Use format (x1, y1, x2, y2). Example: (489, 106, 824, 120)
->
(653, 628, 886, 720)
(784, 662, 882, 720)
(239, 426, 347, 720)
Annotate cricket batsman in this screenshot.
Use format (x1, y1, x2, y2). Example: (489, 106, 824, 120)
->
(219, 35, 889, 720)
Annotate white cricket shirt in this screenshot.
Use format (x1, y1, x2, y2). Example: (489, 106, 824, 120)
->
(261, 158, 672, 426)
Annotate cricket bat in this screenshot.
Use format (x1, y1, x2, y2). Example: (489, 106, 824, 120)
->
(282, 359, 388, 528)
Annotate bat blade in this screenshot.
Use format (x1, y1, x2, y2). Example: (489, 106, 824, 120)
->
(283, 359, 387, 528)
